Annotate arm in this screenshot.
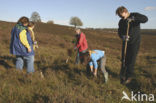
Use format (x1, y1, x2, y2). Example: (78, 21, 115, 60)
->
(76, 33, 84, 48)
(89, 62, 93, 72)
(133, 13, 148, 23)
(92, 59, 98, 70)
(19, 30, 31, 50)
(89, 61, 93, 67)
(29, 28, 35, 42)
(118, 20, 124, 39)
(89, 61, 96, 72)
(10, 28, 15, 44)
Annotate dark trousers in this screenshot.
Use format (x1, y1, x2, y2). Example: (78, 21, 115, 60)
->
(75, 49, 87, 64)
(120, 40, 140, 79)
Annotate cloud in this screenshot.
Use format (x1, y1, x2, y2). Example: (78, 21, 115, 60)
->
(144, 6, 156, 11)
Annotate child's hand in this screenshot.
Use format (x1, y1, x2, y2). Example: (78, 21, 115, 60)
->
(34, 41, 37, 45)
(35, 45, 39, 49)
(28, 48, 32, 53)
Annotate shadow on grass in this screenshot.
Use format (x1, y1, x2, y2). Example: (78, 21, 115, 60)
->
(138, 66, 156, 89)
(0, 55, 16, 69)
(31, 94, 50, 103)
(51, 59, 84, 80)
(146, 56, 156, 64)
(106, 67, 119, 79)
(126, 79, 141, 92)
(125, 65, 156, 93)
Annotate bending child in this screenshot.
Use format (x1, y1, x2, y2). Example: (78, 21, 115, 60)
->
(83, 50, 108, 83)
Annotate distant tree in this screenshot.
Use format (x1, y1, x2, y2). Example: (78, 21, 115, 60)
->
(30, 12, 41, 22)
(70, 17, 83, 28)
(47, 20, 54, 24)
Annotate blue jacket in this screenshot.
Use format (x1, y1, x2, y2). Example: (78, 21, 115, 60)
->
(10, 23, 34, 56)
(89, 50, 105, 69)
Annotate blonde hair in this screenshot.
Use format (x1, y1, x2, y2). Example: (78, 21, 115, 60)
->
(28, 21, 35, 27)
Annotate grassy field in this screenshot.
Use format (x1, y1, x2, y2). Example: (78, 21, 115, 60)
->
(0, 21, 155, 103)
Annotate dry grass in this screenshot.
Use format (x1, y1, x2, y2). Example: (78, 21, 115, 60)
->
(0, 21, 155, 103)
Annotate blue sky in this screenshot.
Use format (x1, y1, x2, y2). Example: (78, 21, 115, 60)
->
(0, 0, 156, 29)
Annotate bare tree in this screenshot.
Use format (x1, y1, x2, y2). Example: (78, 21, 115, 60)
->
(30, 12, 41, 22)
(70, 17, 83, 28)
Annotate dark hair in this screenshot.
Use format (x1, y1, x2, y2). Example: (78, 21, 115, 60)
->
(17, 16, 29, 25)
(116, 6, 128, 18)
(28, 21, 35, 27)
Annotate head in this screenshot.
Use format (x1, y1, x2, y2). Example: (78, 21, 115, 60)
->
(28, 21, 35, 29)
(82, 51, 91, 65)
(75, 28, 81, 34)
(17, 16, 29, 26)
(116, 6, 129, 19)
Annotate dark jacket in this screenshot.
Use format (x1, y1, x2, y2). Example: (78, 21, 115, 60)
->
(118, 12, 148, 43)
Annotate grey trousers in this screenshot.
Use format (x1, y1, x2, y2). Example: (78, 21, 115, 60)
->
(100, 55, 107, 75)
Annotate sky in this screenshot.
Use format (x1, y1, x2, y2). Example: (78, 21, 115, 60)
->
(0, 0, 156, 29)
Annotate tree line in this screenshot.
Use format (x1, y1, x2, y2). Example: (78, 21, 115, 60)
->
(30, 11, 83, 28)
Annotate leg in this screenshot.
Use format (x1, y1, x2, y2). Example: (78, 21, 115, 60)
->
(79, 49, 87, 64)
(126, 41, 140, 80)
(24, 55, 35, 73)
(75, 50, 80, 64)
(16, 56, 24, 70)
(100, 56, 108, 83)
(94, 69, 97, 77)
(120, 42, 127, 83)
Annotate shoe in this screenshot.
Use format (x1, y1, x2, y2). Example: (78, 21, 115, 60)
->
(125, 77, 132, 84)
(120, 76, 126, 84)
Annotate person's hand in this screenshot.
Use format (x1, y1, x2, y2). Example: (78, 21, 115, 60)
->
(74, 46, 77, 50)
(35, 44, 39, 49)
(93, 72, 97, 78)
(28, 48, 32, 53)
(122, 35, 130, 41)
(127, 16, 135, 22)
(34, 41, 37, 45)
(90, 66, 93, 73)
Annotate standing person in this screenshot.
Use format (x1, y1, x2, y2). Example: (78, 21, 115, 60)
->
(74, 28, 88, 64)
(116, 6, 148, 84)
(10, 17, 35, 73)
(28, 22, 38, 50)
(83, 50, 108, 83)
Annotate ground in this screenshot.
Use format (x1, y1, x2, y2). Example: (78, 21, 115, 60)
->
(0, 21, 155, 103)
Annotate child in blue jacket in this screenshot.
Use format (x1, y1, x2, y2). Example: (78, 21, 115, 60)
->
(10, 17, 35, 73)
(83, 50, 108, 83)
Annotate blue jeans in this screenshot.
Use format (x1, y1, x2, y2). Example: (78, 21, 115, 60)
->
(16, 55, 35, 73)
